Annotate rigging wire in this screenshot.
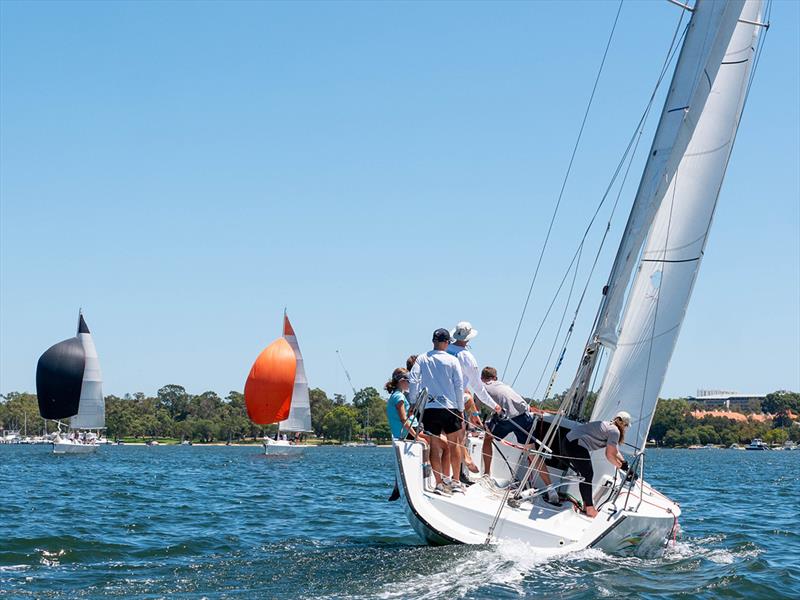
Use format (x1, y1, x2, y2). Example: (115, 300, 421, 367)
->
(509, 10, 691, 391)
(532, 79, 652, 401)
(502, 0, 625, 380)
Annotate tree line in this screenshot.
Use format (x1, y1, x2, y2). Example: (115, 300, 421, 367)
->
(0, 385, 393, 443)
(1, 387, 797, 446)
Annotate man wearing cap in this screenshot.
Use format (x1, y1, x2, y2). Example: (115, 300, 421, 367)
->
(408, 328, 465, 496)
(563, 411, 632, 517)
(447, 321, 502, 479)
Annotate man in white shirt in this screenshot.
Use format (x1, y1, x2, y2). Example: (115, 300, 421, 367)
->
(447, 321, 502, 479)
(409, 328, 465, 495)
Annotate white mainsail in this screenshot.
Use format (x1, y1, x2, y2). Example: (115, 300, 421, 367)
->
(595, 0, 745, 348)
(591, 0, 763, 453)
(70, 313, 105, 430)
(281, 313, 312, 432)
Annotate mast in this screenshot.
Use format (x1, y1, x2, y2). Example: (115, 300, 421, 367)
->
(590, 0, 765, 454)
(564, 0, 747, 420)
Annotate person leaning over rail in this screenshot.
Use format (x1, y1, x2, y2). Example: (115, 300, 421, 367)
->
(479, 367, 560, 505)
(408, 328, 465, 496)
(446, 322, 502, 480)
(563, 411, 631, 518)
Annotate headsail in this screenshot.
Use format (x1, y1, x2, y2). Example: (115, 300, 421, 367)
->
(281, 313, 313, 432)
(591, 0, 764, 453)
(245, 336, 297, 425)
(71, 313, 105, 429)
(36, 336, 85, 420)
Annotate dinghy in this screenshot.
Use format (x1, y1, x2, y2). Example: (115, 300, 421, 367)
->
(245, 312, 313, 455)
(36, 312, 106, 454)
(394, 0, 767, 558)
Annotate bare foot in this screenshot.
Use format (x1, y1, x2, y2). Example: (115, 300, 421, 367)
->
(466, 461, 480, 474)
(584, 506, 599, 518)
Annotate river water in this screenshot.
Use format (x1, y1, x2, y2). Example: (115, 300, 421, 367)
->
(1, 445, 798, 598)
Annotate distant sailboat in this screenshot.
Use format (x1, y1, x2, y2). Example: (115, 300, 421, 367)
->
(245, 312, 313, 455)
(36, 311, 105, 454)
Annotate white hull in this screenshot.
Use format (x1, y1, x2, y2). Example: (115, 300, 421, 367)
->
(263, 439, 306, 456)
(394, 438, 678, 558)
(52, 440, 98, 454)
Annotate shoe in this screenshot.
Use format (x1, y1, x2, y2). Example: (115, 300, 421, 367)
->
(449, 481, 466, 494)
(434, 483, 452, 497)
(544, 491, 562, 506)
(459, 471, 475, 486)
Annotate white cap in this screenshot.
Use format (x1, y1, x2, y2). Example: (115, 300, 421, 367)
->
(614, 410, 632, 426)
(450, 321, 478, 342)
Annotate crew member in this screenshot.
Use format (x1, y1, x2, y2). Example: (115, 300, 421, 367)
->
(480, 367, 560, 505)
(447, 322, 502, 479)
(408, 328, 465, 496)
(563, 411, 631, 518)
(385, 367, 427, 442)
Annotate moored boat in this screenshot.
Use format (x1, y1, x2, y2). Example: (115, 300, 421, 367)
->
(746, 438, 770, 451)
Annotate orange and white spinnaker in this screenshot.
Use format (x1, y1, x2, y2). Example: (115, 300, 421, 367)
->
(244, 312, 312, 432)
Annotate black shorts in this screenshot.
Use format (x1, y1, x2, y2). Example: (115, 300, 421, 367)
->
(422, 408, 462, 435)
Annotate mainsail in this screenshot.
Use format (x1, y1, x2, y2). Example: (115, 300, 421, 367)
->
(245, 336, 296, 425)
(281, 314, 313, 433)
(71, 313, 105, 429)
(36, 336, 85, 420)
(591, 0, 764, 453)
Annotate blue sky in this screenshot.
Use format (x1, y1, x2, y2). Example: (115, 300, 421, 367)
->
(1, 0, 798, 401)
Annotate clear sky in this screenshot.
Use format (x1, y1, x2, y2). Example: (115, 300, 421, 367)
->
(1, 0, 798, 402)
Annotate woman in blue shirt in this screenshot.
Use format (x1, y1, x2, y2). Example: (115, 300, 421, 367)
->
(385, 368, 426, 441)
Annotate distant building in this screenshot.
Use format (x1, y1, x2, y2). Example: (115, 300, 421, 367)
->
(689, 390, 765, 411)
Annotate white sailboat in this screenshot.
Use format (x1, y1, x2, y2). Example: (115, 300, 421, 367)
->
(394, 0, 767, 557)
(245, 312, 313, 455)
(37, 312, 106, 455)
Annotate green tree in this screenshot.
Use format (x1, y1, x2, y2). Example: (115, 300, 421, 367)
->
(352, 387, 387, 439)
(157, 384, 191, 420)
(309, 388, 334, 436)
(322, 405, 359, 441)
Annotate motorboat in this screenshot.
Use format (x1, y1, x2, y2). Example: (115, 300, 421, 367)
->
(746, 438, 770, 451)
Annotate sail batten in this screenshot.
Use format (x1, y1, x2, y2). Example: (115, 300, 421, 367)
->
(591, 0, 764, 453)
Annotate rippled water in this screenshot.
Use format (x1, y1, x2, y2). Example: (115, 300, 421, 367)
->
(1, 446, 798, 598)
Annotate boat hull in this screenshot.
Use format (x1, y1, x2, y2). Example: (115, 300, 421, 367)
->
(394, 439, 678, 558)
(263, 440, 306, 456)
(52, 441, 98, 454)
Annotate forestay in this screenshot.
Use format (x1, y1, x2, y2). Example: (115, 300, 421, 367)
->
(592, 0, 764, 453)
(281, 314, 313, 433)
(71, 314, 106, 430)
